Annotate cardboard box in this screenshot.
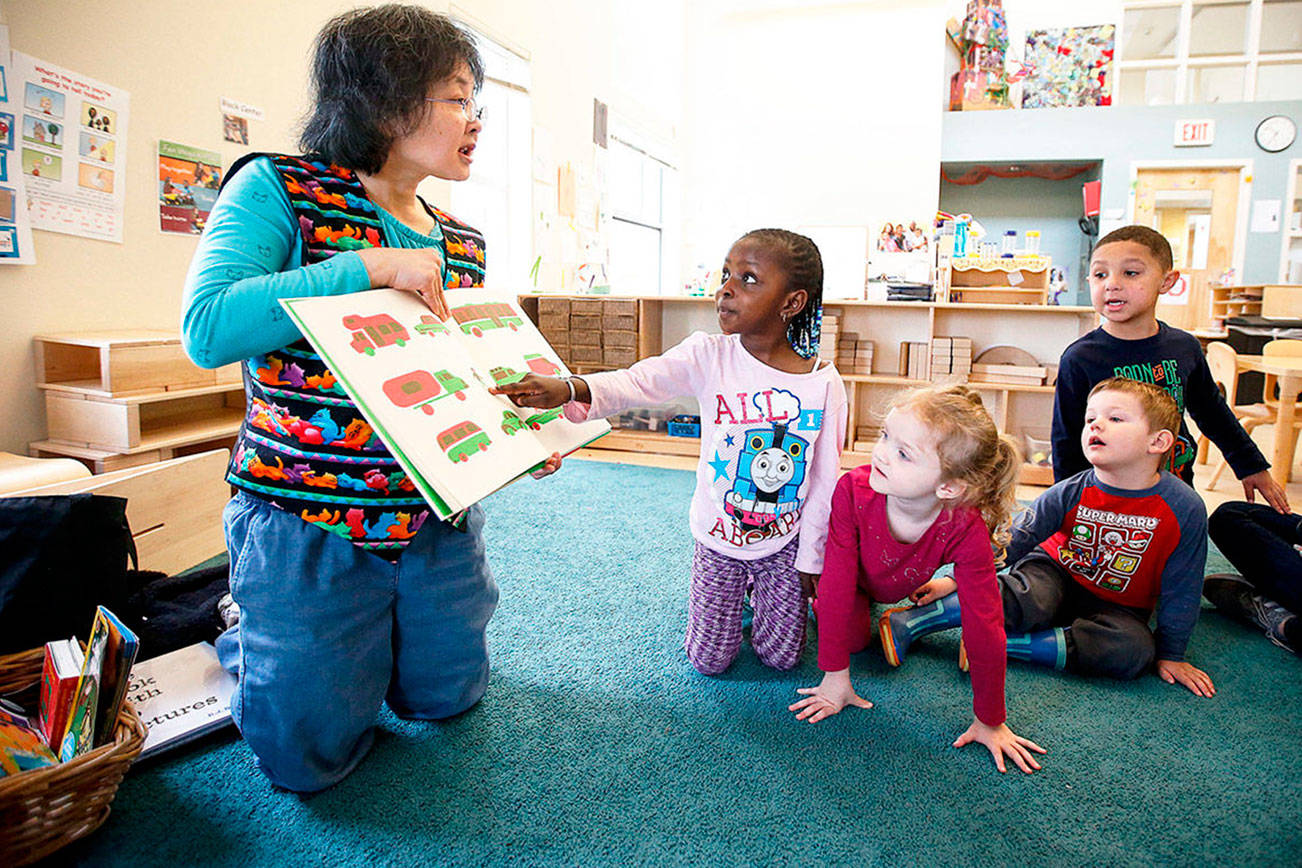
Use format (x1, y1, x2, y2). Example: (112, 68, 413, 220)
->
(603, 314, 637, 331)
(570, 314, 602, 331)
(605, 330, 637, 349)
(570, 345, 603, 363)
(569, 330, 602, 347)
(602, 300, 638, 317)
(539, 298, 571, 317)
(570, 300, 604, 315)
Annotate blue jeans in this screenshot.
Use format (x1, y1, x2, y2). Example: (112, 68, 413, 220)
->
(216, 493, 498, 792)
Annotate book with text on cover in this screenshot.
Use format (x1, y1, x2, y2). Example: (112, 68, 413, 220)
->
(281, 289, 610, 519)
(128, 642, 236, 758)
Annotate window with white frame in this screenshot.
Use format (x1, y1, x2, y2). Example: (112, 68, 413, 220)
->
(1118, 0, 1302, 104)
(605, 121, 680, 296)
(441, 26, 531, 290)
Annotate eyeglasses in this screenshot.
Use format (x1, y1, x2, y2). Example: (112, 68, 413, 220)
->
(425, 97, 484, 121)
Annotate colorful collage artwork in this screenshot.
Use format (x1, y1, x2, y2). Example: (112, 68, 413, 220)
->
(282, 289, 609, 518)
(1022, 25, 1115, 109)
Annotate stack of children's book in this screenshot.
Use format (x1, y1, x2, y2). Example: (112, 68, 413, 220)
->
(1, 606, 139, 777)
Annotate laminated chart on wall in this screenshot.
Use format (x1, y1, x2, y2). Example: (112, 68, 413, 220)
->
(282, 289, 610, 518)
(158, 141, 221, 235)
(0, 26, 36, 263)
(11, 51, 129, 242)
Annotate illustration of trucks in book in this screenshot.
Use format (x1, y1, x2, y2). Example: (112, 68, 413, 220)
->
(414, 315, 451, 338)
(489, 365, 525, 386)
(382, 369, 468, 414)
(451, 302, 523, 336)
(344, 313, 409, 355)
(523, 407, 564, 430)
(438, 420, 490, 462)
(523, 353, 561, 377)
(500, 409, 528, 436)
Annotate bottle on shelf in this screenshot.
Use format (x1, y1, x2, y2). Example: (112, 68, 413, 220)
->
(1001, 230, 1017, 258)
(1024, 230, 1040, 255)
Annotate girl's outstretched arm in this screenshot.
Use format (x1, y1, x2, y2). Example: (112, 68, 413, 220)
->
(952, 718, 1046, 774)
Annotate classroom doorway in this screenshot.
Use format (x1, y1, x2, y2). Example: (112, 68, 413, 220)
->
(1130, 162, 1249, 331)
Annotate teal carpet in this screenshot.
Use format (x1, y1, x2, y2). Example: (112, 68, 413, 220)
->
(52, 461, 1301, 867)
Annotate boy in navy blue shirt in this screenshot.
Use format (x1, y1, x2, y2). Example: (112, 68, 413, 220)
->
(1051, 225, 1289, 514)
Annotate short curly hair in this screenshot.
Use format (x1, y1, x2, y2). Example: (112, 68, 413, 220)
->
(300, 4, 484, 174)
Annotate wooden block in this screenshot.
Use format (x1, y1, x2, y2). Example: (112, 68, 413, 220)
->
(605, 330, 637, 350)
(602, 299, 638, 317)
(971, 363, 1047, 379)
(539, 298, 571, 317)
(569, 300, 604, 315)
(570, 345, 603, 363)
(603, 314, 637, 331)
(570, 314, 602, 331)
(570, 330, 602, 348)
(215, 363, 243, 384)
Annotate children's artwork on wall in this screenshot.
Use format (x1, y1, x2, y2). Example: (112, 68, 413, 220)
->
(0, 26, 34, 263)
(158, 140, 221, 235)
(12, 50, 129, 243)
(78, 162, 114, 194)
(1022, 25, 1115, 109)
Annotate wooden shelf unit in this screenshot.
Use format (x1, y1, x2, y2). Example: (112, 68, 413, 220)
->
(32, 331, 245, 473)
(946, 256, 1051, 305)
(520, 294, 1097, 485)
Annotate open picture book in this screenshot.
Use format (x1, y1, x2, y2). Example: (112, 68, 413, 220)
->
(281, 288, 610, 519)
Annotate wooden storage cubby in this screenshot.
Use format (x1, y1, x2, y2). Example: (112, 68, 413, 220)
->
(31, 331, 245, 473)
(520, 294, 1097, 486)
(35, 330, 240, 395)
(947, 256, 1050, 305)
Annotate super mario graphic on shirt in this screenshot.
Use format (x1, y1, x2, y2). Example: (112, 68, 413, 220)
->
(1055, 505, 1157, 593)
(707, 387, 822, 549)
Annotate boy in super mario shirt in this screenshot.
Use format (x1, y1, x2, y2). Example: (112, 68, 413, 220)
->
(997, 378, 1214, 695)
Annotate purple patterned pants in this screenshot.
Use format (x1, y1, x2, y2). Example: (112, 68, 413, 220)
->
(684, 540, 806, 674)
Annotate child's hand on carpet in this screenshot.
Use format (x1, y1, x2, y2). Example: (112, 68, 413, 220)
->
(910, 577, 957, 605)
(952, 718, 1046, 774)
(1156, 659, 1216, 697)
(530, 452, 564, 479)
(788, 669, 872, 723)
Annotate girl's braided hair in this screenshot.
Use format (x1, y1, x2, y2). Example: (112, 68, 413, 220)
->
(738, 228, 824, 359)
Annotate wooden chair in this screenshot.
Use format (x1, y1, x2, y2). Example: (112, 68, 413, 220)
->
(1202, 342, 1272, 489)
(1206, 339, 1302, 489)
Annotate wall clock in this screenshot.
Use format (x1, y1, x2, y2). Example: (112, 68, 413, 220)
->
(1255, 115, 1296, 153)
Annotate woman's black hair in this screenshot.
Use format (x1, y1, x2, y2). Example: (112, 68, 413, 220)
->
(738, 228, 825, 359)
(299, 4, 484, 174)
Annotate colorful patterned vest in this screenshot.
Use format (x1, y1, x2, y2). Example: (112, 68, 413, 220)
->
(222, 154, 487, 555)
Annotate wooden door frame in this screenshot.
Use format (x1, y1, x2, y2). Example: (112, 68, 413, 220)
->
(1126, 159, 1252, 278)
(1282, 158, 1302, 283)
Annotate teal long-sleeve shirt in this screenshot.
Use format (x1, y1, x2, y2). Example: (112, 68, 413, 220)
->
(180, 156, 445, 368)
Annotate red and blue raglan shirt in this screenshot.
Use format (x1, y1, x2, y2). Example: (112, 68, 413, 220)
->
(1004, 469, 1208, 662)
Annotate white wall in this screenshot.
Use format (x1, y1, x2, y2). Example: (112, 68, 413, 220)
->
(0, 0, 684, 453)
(679, 0, 948, 280)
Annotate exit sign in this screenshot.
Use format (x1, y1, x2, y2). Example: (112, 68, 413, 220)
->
(1174, 119, 1215, 146)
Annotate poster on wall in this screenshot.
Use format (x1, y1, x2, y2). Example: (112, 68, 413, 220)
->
(1021, 25, 1115, 109)
(158, 141, 221, 235)
(11, 51, 129, 242)
(0, 26, 36, 264)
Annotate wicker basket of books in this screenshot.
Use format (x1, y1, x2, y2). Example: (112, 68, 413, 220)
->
(0, 646, 146, 867)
